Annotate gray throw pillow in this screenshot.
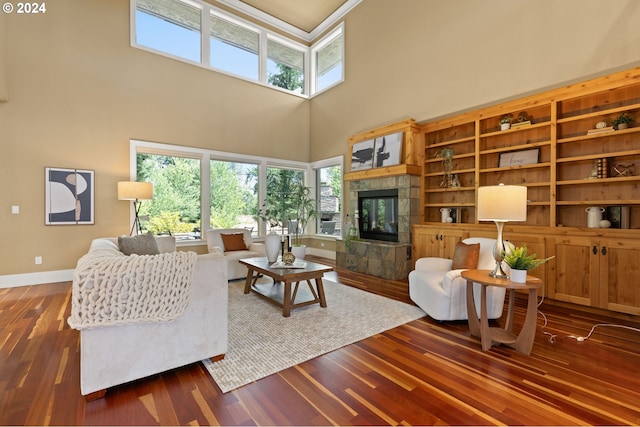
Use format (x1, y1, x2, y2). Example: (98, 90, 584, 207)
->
(118, 232, 160, 256)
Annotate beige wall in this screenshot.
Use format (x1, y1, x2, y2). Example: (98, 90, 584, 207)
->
(0, 0, 309, 276)
(309, 0, 640, 162)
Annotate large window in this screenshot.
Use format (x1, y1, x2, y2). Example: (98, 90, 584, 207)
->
(136, 153, 201, 239)
(131, 0, 343, 97)
(262, 167, 305, 234)
(210, 160, 259, 233)
(313, 157, 343, 237)
(132, 140, 337, 242)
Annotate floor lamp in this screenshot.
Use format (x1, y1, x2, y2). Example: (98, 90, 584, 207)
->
(118, 181, 154, 236)
(477, 184, 527, 278)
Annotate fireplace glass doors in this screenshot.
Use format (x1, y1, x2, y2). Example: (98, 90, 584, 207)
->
(358, 189, 399, 242)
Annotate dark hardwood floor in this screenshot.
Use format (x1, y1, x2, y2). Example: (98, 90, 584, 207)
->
(2, 255, 640, 425)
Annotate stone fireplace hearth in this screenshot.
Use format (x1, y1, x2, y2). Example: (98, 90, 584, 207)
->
(337, 174, 421, 280)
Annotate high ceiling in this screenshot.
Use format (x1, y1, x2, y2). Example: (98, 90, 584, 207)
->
(238, 0, 348, 33)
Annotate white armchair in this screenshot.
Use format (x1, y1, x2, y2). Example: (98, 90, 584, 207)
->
(205, 228, 265, 280)
(408, 237, 508, 321)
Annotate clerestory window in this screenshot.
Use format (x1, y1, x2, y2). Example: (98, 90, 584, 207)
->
(131, 0, 343, 97)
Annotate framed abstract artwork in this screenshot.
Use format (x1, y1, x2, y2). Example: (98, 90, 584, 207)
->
(351, 139, 375, 171)
(373, 132, 403, 168)
(45, 167, 95, 225)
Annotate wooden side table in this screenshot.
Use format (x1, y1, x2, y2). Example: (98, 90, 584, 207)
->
(461, 269, 543, 355)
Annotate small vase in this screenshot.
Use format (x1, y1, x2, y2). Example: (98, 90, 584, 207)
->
(501, 123, 510, 131)
(291, 245, 306, 260)
(510, 269, 528, 284)
(265, 233, 281, 263)
(617, 123, 628, 130)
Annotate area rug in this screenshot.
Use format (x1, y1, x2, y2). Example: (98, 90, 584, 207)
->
(202, 278, 425, 393)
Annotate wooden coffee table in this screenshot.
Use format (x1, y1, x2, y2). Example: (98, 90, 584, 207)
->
(239, 257, 334, 317)
(461, 269, 543, 355)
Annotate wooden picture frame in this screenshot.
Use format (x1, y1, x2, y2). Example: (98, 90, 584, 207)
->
(45, 167, 95, 225)
(498, 148, 540, 168)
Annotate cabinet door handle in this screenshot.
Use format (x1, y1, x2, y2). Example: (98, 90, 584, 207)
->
(592, 245, 598, 255)
(601, 246, 607, 255)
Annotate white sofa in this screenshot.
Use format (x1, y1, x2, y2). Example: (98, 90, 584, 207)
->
(68, 236, 228, 398)
(408, 237, 507, 321)
(205, 228, 265, 280)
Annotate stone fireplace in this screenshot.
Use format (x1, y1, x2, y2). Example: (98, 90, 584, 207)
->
(337, 174, 421, 280)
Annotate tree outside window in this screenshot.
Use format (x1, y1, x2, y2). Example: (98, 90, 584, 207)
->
(136, 153, 201, 239)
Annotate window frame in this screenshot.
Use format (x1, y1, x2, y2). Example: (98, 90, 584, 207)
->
(310, 23, 345, 96)
(130, 139, 324, 244)
(130, 0, 342, 98)
(311, 155, 344, 238)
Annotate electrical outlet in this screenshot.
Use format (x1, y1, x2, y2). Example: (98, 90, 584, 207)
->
(35, 256, 42, 265)
(12, 205, 20, 214)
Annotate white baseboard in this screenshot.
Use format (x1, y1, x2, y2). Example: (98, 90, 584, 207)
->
(0, 270, 74, 288)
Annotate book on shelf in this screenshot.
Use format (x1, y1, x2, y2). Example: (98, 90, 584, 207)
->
(510, 121, 532, 128)
(587, 126, 614, 135)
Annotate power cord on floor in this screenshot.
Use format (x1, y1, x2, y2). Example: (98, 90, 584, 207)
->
(537, 292, 640, 344)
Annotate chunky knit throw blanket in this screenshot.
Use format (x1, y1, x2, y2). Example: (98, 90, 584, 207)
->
(68, 249, 198, 330)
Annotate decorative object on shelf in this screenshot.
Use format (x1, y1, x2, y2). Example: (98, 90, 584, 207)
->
(599, 219, 611, 228)
(117, 181, 153, 235)
(477, 184, 528, 278)
(596, 158, 608, 178)
(498, 148, 540, 167)
(588, 160, 599, 179)
(585, 206, 605, 228)
(501, 246, 554, 283)
(510, 111, 533, 129)
(499, 114, 513, 130)
(440, 147, 455, 188)
(587, 120, 614, 135)
(282, 251, 295, 266)
(265, 232, 281, 263)
(46, 167, 95, 226)
(608, 206, 630, 229)
(611, 162, 634, 177)
(612, 112, 634, 130)
(450, 174, 461, 187)
(440, 208, 452, 223)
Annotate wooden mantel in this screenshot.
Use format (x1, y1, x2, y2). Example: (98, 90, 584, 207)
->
(343, 119, 423, 181)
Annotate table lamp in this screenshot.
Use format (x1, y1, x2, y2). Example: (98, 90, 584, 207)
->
(118, 181, 153, 235)
(477, 184, 527, 278)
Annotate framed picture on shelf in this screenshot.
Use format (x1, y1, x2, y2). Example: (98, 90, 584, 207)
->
(45, 167, 95, 225)
(498, 148, 540, 167)
(351, 139, 375, 171)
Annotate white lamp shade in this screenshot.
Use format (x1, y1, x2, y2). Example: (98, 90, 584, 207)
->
(477, 184, 527, 222)
(117, 181, 153, 201)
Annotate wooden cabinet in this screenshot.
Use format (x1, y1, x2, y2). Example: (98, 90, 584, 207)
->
(555, 81, 640, 228)
(548, 235, 640, 315)
(415, 66, 640, 315)
(422, 120, 476, 223)
(412, 225, 468, 263)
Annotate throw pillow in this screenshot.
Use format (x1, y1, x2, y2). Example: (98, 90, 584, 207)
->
(451, 241, 480, 270)
(221, 233, 248, 251)
(118, 232, 160, 256)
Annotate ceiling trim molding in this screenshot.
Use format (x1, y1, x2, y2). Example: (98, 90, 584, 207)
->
(215, 0, 361, 43)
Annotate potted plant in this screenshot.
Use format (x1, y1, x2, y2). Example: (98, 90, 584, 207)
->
(502, 246, 554, 283)
(288, 184, 318, 259)
(612, 112, 634, 130)
(499, 114, 513, 131)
